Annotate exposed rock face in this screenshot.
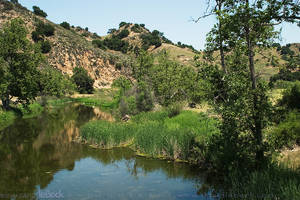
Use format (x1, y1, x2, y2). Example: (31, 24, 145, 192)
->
(0, 1, 132, 88)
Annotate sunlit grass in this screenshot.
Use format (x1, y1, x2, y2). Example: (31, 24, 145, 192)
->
(80, 110, 219, 161)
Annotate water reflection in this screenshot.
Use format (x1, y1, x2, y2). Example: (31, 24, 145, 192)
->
(0, 103, 216, 200)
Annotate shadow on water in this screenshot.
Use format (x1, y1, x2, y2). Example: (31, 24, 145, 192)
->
(0, 103, 218, 200)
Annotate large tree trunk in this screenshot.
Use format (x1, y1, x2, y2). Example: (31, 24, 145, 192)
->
(245, 0, 264, 168)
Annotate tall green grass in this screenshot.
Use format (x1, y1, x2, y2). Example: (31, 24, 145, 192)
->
(224, 164, 300, 200)
(80, 110, 219, 161)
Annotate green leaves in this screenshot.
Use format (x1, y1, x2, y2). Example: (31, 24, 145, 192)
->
(71, 66, 94, 94)
(0, 18, 44, 108)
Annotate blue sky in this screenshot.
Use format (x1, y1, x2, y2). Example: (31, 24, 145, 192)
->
(19, 0, 300, 50)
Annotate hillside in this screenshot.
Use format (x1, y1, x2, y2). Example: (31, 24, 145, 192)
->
(0, 0, 132, 88)
(1, 0, 298, 88)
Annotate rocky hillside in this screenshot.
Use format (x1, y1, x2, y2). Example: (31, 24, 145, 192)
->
(0, 0, 132, 88)
(1, 0, 298, 87)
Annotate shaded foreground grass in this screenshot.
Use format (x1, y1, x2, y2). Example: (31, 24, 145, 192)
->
(222, 164, 300, 200)
(80, 110, 220, 161)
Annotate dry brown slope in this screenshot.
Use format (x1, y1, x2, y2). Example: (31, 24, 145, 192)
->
(0, 1, 132, 88)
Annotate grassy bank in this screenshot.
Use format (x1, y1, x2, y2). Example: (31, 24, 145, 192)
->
(80, 110, 219, 161)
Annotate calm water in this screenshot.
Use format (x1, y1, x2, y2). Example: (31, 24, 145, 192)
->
(0, 103, 217, 200)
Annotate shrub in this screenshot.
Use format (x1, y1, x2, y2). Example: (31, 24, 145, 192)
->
(131, 24, 142, 33)
(165, 102, 183, 118)
(31, 31, 42, 42)
(119, 22, 128, 28)
(279, 81, 300, 110)
(71, 67, 94, 94)
(60, 21, 70, 30)
(32, 6, 47, 18)
(41, 23, 55, 37)
(112, 76, 132, 92)
(40, 40, 51, 54)
(117, 29, 129, 39)
(140, 32, 161, 50)
(135, 82, 154, 112)
(103, 35, 129, 53)
(269, 111, 300, 149)
(269, 71, 300, 87)
(92, 39, 106, 50)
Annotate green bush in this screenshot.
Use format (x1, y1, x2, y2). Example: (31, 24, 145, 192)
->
(40, 40, 51, 54)
(280, 81, 300, 110)
(269, 111, 300, 148)
(165, 102, 183, 118)
(33, 6, 47, 18)
(60, 21, 70, 30)
(72, 66, 94, 94)
(117, 29, 129, 39)
(0, 109, 15, 131)
(119, 22, 128, 28)
(103, 35, 129, 53)
(92, 39, 106, 50)
(112, 76, 132, 92)
(32, 22, 55, 42)
(40, 67, 75, 97)
(131, 24, 142, 33)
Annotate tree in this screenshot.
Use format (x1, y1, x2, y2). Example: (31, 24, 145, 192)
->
(60, 22, 70, 30)
(40, 67, 75, 97)
(0, 18, 44, 110)
(32, 6, 47, 18)
(71, 67, 94, 94)
(200, 0, 300, 169)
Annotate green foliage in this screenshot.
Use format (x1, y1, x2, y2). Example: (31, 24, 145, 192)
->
(131, 24, 142, 33)
(268, 111, 300, 149)
(0, 109, 15, 131)
(117, 29, 129, 39)
(32, 21, 55, 42)
(270, 71, 300, 87)
(140, 31, 162, 50)
(0, 18, 44, 109)
(17, 102, 44, 118)
(103, 35, 129, 53)
(176, 42, 198, 53)
(92, 39, 106, 50)
(119, 22, 128, 28)
(165, 102, 183, 118)
(40, 40, 51, 54)
(279, 81, 300, 110)
(60, 21, 70, 30)
(135, 82, 154, 112)
(107, 28, 117, 34)
(81, 110, 219, 160)
(225, 164, 300, 200)
(40, 67, 75, 97)
(71, 67, 94, 94)
(32, 6, 47, 18)
(112, 76, 132, 92)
